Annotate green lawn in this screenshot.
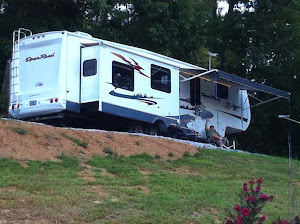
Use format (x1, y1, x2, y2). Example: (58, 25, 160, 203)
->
(0, 149, 299, 223)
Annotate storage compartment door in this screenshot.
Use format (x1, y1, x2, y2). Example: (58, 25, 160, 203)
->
(80, 45, 99, 103)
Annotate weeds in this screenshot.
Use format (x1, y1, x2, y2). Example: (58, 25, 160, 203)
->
(183, 151, 192, 158)
(103, 147, 117, 157)
(106, 134, 114, 140)
(168, 152, 175, 157)
(154, 154, 161, 159)
(14, 127, 27, 135)
(44, 133, 56, 141)
(58, 153, 80, 169)
(60, 132, 88, 148)
(129, 153, 153, 160)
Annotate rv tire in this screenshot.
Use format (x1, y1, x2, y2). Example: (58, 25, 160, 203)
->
(129, 122, 144, 134)
(146, 125, 160, 136)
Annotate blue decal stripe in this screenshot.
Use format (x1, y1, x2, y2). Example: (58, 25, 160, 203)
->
(109, 90, 159, 105)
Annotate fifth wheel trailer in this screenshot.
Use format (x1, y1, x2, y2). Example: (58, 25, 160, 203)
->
(9, 28, 290, 140)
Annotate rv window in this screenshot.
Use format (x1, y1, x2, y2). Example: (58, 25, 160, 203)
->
(112, 61, 134, 91)
(190, 78, 201, 106)
(83, 59, 97, 77)
(151, 64, 171, 93)
(216, 83, 228, 100)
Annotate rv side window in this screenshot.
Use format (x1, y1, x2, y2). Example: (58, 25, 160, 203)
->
(83, 59, 97, 77)
(112, 61, 134, 91)
(216, 83, 228, 100)
(151, 64, 171, 93)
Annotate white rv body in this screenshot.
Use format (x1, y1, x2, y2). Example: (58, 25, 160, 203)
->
(10, 29, 251, 139)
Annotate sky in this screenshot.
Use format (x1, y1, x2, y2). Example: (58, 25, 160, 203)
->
(217, 0, 229, 16)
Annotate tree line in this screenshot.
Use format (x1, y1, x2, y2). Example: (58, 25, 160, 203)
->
(0, 0, 299, 157)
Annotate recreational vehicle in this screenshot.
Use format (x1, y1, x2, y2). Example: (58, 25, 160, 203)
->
(9, 28, 290, 141)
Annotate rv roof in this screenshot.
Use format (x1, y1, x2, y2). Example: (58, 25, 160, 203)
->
(20, 30, 207, 72)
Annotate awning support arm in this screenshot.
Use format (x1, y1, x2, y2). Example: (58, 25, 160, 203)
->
(243, 96, 282, 110)
(180, 69, 218, 82)
(247, 92, 263, 102)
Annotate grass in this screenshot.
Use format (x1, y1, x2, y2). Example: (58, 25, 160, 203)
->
(61, 132, 88, 148)
(168, 151, 175, 157)
(0, 149, 299, 223)
(13, 127, 28, 135)
(103, 147, 117, 157)
(106, 134, 114, 140)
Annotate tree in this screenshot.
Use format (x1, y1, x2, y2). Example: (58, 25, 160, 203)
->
(83, 0, 217, 65)
(0, 0, 85, 92)
(208, 0, 300, 156)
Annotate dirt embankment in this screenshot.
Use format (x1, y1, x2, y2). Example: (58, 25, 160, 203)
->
(0, 119, 198, 162)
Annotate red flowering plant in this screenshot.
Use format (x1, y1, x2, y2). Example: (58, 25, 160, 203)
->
(225, 178, 274, 224)
(272, 216, 300, 224)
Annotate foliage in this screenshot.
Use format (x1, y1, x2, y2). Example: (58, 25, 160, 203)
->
(272, 217, 300, 224)
(225, 178, 274, 224)
(13, 127, 27, 135)
(168, 151, 175, 157)
(208, 0, 300, 156)
(183, 151, 192, 158)
(0, 95, 8, 113)
(103, 147, 118, 157)
(60, 132, 88, 148)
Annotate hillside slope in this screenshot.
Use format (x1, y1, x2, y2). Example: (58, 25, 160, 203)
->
(0, 119, 299, 223)
(0, 119, 198, 161)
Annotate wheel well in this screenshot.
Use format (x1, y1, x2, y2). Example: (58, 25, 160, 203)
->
(154, 120, 167, 133)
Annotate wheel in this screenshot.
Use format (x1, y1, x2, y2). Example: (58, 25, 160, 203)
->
(129, 122, 144, 134)
(146, 125, 160, 136)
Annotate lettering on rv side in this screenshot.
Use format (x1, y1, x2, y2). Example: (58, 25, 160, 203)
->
(25, 53, 55, 62)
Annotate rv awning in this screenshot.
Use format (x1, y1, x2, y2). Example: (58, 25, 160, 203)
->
(180, 68, 291, 100)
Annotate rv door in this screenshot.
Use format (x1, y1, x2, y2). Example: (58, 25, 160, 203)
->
(80, 44, 100, 103)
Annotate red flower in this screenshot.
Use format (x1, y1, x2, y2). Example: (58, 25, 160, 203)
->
(236, 216, 243, 224)
(246, 196, 255, 203)
(256, 185, 261, 192)
(257, 178, 263, 184)
(260, 193, 268, 200)
(260, 193, 274, 201)
(241, 208, 251, 217)
(258, 216, 266, 224)
(234, 204, 242, 211)
(249, 178, 254, 185)
(243, 183, 248, 191)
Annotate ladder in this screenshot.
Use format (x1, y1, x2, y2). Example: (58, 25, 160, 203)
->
(10, 28, 32, 107)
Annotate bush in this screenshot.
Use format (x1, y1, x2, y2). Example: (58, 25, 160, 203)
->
(225, 178, 274, 224)
(272, 217, 300, 224)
